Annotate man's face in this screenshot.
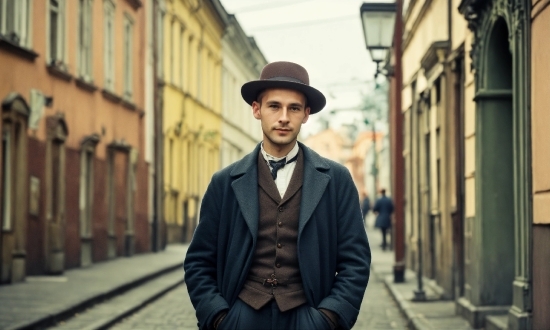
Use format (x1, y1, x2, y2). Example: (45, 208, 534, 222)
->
(252, 88, 310, 157)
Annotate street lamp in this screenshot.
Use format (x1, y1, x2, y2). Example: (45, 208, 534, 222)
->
(360, 2, 396, 78)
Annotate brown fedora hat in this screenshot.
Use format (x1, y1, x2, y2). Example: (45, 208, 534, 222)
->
(241, 61, 326, 114)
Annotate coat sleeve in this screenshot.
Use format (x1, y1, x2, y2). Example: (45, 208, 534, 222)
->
(183, 174, 229, 330)
(318, 168, 371, 329)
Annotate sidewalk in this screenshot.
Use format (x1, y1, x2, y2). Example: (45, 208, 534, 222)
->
(0, 244, 189, 330)
(367, 227, 473, 330)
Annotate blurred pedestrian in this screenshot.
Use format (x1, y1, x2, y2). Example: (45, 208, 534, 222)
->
(183, 61, 371, 330)
(360, 190, 371, 226)
(373, 188, 394, 250)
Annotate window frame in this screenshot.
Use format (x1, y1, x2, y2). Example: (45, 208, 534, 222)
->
(78, 0, 94, 82)
(0, 0, 32, 48)
(47, 0, 67, 65)
(123, 12, 134, 100)
(103, 0, 116, 91)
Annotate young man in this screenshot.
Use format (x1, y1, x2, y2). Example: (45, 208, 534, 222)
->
(184, 61, 371, 330)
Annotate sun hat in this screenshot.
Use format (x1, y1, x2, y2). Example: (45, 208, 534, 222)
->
(241, 61, 326, 114)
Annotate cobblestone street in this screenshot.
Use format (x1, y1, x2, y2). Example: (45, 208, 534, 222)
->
(112, 275, 407, 330)
(112, 228, 408, 330)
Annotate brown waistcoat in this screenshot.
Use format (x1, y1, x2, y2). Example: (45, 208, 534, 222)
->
(238, 149, 307, 312)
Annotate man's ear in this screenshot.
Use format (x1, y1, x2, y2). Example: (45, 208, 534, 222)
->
(302, 107, 311, 124)
(252, 101, 261, 119)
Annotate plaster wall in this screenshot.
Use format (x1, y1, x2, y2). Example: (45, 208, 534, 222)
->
(0, 0, 146, 159)
(531, 1, 550, 224)
(402, 0, 449, 87)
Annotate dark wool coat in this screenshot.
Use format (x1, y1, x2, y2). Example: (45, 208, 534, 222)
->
(373, 196, 394, 229)
(183, 142, 371, 330)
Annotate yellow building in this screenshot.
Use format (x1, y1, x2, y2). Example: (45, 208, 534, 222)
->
(160, 0, 226, 243)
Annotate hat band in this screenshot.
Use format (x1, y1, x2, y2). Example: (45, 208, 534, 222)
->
(264, 76, 306, 84)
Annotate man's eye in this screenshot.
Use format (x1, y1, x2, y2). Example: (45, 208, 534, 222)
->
(291, 107, 300, 111)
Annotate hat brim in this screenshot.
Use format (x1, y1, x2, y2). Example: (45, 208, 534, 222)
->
(241, 79, 326, 114)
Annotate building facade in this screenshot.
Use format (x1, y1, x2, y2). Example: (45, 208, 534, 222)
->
(457, 0, 531, 328)
(161, 0, 225, 244)
(220, 14, 266, 169)
(401, 0, 468, 303)
(530, 0, 549, 328)
(399, 0, 534, 327)
(0, 0, 149, 283)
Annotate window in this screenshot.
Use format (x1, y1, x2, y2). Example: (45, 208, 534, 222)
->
(0, 0, 32, 48)
(49, 0, 66, 65)
(179, 26, 184, 88)
(156, 8, 164, 80)
(197, 46, 202, 101)
(104, 0, 115, 91)
(78, 0, 93, 81)
(169, 19, 175, 84)
(123, 13, 134, 99)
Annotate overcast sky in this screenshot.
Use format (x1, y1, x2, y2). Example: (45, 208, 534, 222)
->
(219, 0, 380, 137)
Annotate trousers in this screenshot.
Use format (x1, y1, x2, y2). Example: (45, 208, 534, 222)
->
(218, 298, 330, 330)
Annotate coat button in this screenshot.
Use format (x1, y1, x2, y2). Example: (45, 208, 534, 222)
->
(277, 243, 282, 248)
(278, 222, 282, 227)
(279, 207, 283, 212)
(276, 263, 281, 268)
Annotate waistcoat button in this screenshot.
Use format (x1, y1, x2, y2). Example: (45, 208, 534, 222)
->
(278, 222, 282, 227)
(277, 243, 282, 248)
(276, 263, 281, 268)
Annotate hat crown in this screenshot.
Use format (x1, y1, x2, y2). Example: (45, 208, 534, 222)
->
(259, 61, 310, 85)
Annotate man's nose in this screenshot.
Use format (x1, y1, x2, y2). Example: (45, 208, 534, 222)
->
(278, 108, 290, 123)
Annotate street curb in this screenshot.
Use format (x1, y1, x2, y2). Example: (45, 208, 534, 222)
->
(7, 262, 184, 330)
(382, 276, 431, 330)
(83, 271, 185, 330)
(370, 264, 429, 330)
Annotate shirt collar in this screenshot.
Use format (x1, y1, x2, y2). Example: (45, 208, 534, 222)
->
(261, 142, 299, 163)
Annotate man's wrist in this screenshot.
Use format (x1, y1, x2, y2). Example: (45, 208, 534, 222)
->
(212, 310, 228, 330)
(319, 308, 339, 330)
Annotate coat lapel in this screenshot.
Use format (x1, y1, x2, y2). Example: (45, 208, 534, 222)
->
(280, 149, 304, 205)
(298, 142, 331, 234)
(230, 144, 261, 239)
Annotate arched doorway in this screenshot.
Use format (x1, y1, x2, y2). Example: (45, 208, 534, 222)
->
(475, 16, 515, 306)
(0, 93, 30, 283)
(459, 1, 532, 328)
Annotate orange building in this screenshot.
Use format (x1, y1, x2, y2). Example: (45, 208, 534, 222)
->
(0, 0, 149, 283)
(302, 128, 352, 165)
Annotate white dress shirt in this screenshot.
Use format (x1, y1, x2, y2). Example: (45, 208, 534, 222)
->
(260, 142, 299, 198)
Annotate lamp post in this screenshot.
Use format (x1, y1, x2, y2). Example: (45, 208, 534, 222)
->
(360, 1, 408, 285)
(360, 2, 396, 78)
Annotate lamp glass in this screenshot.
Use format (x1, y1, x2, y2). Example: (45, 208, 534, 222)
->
(369, 48, 389, 63)
(360, 3, 396, 49)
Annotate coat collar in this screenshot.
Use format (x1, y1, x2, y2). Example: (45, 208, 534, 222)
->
(230, 141, 331, 239)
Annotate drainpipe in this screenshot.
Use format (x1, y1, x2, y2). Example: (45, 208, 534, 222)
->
(392, 0, 406, 284)
(152, 0, 164, 252)
(413, 94, 427, 301)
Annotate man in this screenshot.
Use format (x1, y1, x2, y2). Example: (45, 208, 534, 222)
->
(184, 61, 371, 330)
(372, 188, 394, 250)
